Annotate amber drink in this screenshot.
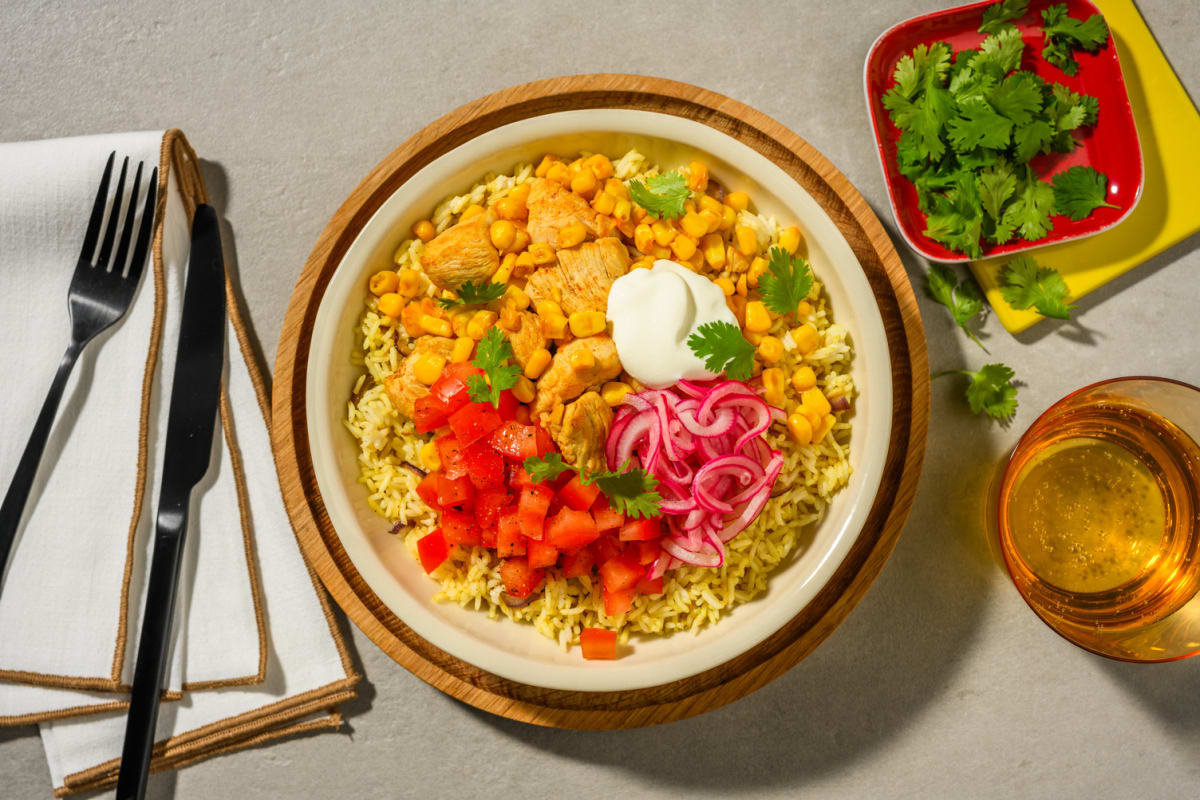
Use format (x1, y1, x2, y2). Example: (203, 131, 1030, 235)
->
(998, 378, 1200, 661)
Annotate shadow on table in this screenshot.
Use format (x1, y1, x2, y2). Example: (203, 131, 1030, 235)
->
(1098, 656, 1200, 735)
(470, 233, 1002, 792)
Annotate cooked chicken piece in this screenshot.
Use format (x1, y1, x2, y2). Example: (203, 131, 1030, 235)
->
(549, 392, 613, 473)
(533, 335, 622, 419)
(383, 336, 456, 418)
(419, 212, 499, 290)
(506, 311, 545, 369)
(524, 237, 630, 315)
(525, 178, 615, 245)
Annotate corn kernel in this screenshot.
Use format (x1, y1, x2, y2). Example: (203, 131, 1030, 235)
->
(714, 277, 735, 296)
(698, 195, 722, 215)
(791, 365, 817, 393)
(568, 348, 595, 371)
(736, 274, 748, 297)
(591, 191, 616, 216)
(420, 440, 442, 471)
(568, 310, 607, 338)
(651, 245, 673, 260)
(557, 221, 587, 248)
(411, 220, 435, 243)
(802, 387, 832, 417)
(533, 299, 561, 318)
(584, 154, 614, 181)
(524, 347, 552, 379)
(701, 233, 726, 270)
(546, 161, 570, 185)
(699, 209, 722, 235)
(529, 242, 556, 264)
(631, 256, 654, 271)
(797, 300, 813, 317)
(612, 198, 632, 222)
(792, 323, 820, 355)
(466, 310, 498, 340)
(450, 308, 474, 338)
(744, 300, 772, 333)
(369, 270, 399, 297)
(493, 252, 517, 284)
(668, 234, 696, 261)
(570, 169, 598, 198)
(632, 205, 649, 224)
(450, 336, 474, 363)
(420, 314, 452, 337)
(489, 219, 517, 251)
(514, 251, 535, 275)
(535, 155, 558, 178)
(748, 256, 768, 288)
(725, 191, 750, 212)
(786, 412, 813, 446)
(633, 223, 655, 254)
(678, 211, 706, 239)
(757, 335, 784, 363)
(377, 292, 405, 318)
(601, 381, 632, 407)
(651, 221, 676, 247)
(494, 196, 527, 221)
(719, 204, 737, 232)
(686, 161, 709, 192)
(460, 204, 485, 221)
(400, 302, 424, 337)
(604, 178, 629, 199)
(513, 376, 536, 404)
(508, 181, 531, 203)
(413, 353, 446, 385)
(498, 304, 519, 331)
(686, 249, 705, 272)
(814, 413, 836, 443)
(541, 313, 568, 339)
(504, 284, 530, 311)
(762, 367, 786, 407)
(394, 268, 421, 299)
(726, 294, 747, 327)
(779, 225, 803, 255)
(733, 225, 758, 257)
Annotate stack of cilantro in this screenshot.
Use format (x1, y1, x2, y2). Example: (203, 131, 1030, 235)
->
(882, 2, 1113, 258)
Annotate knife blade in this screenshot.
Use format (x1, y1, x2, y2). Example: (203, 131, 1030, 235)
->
(116, 203, 226, 800)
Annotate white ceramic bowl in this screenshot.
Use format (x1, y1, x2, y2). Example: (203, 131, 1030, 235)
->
(306, 109, 893, 692)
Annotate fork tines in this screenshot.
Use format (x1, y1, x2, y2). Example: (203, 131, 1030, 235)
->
(80, 151, 158, 282)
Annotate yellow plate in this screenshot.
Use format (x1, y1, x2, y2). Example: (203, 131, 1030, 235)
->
(970, 0, 1200, 333)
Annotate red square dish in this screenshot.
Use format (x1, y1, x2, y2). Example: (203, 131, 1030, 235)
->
(864, 0, 1143, 262)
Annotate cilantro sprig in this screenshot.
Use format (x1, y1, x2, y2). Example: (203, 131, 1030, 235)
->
(759, 246, 814, 317)
(523, 454, 662, 518)
(436, 280, 506, 310)
(933, 363, 1019, 420)
(1042, 3, 1109, 77)
(926, 265, 987, 352)
(1001, 255, 1075, 319)
(978, 0, 1029, 35)
(466, 328, 521, 408)
(687, 320, 755, 382)
(1050, 165, 1119, 221)
(629, 172, 690, 220)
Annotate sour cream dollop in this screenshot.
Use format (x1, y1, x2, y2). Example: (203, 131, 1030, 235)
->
(606, 259, 739, 389)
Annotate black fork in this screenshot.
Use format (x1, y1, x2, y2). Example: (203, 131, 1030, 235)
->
(0, 152, 158, 595)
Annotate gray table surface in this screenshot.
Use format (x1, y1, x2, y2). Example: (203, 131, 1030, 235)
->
(4, 1, 1200, 797)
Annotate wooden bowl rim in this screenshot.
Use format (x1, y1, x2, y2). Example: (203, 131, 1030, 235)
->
(270, 73, 929, 729)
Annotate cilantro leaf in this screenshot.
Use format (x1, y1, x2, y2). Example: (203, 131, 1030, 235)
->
(466, 328, 521, 408)
(977, 162, 1017, 220)
(436, 280, 506, 310)
(1011, 117, 1054, 163)
(1042, 4, 1109, 76)
(687, 320, 755, 382)
(988, 73, 1043, 126)
(581, 463, 662, 519)
(1001, 166, 1056, 240)
(923, 171, 985, 258)
(946, 97, 1013, 152)
(978, 27, 1026, 75)
(933, 364, 1019, 420)
(1000, 254, 1075, 319)
(759, 245, 814, 316)
(523, 453, 573, 483)
(1051, 165, 1119, 220)
(926, 265, 987, 352)
(979, 0, 1029, 35)
(629, 172, 690, 219)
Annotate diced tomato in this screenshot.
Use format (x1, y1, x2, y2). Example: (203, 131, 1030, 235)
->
(618, 516, 662, 542)
(441, 508, 482, 547)
(496, 511, 526, 557)
(636, 575, 663, 596)
(507, 462, 536, 489)
(580, 627, 617, 660)
(444, 361, 484, 384)
(518, 484, 554, 540)
(481, 528, 497, 548)
(475, 487, 512, 529)
(527, 538, 559, 569)
(633, 539, 660, 565)
(556, 474, 600, 511)
(590, 497, 624, 532)
(588, 535, 625, 565)
(463, 440, 505, 489)
(499, 557, 544, 598)
(545, 508, 601, 551)
(430, 367, 476, 412)
(514, 404, 532, 424)
(416, 471, 441, 509)
(416, 529, 450, 574)
(599, 556, 643, 593)
(435, 435, 467, 480)
(603, 586, 635, 616)
(533, 425, 555, 456)
(495, 389, 519, 421)
(435, 474, 474, 508)
(488, 421, 540, 460)
(448, 402, 504, 447)
(561, 548, 594, 578)
(412, 394, 450, 433)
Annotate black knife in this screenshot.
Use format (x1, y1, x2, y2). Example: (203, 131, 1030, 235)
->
(116, 204, 226, 800)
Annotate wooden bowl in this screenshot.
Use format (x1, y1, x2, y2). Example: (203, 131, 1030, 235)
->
(272, 75, 929, 728)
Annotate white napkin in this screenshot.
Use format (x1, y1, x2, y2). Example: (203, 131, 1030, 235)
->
(0, 131, 357, 794)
